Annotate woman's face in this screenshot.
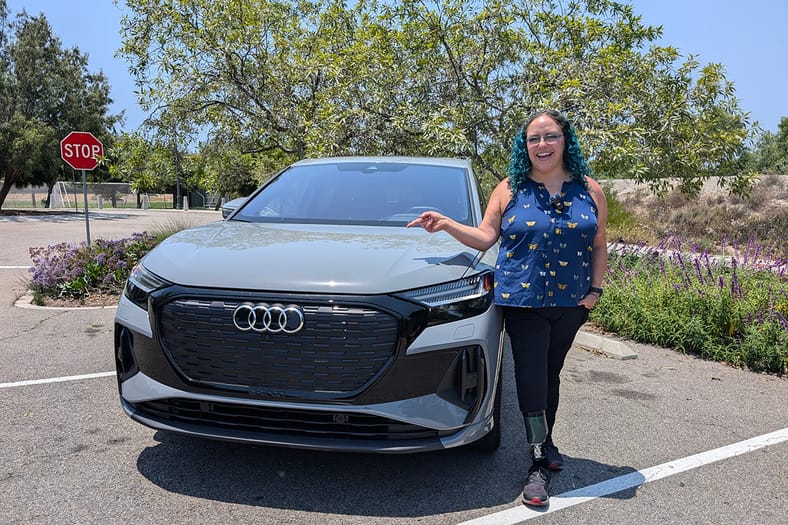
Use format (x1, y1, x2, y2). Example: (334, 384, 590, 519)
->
(525, 115, 565, 174)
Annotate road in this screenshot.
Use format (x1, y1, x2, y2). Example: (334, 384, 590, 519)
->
(1, 208, 786, 524)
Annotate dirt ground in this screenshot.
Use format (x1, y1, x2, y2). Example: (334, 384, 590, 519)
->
(33, 292, 119, 308)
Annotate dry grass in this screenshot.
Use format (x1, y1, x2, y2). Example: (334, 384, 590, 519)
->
(603, 174, 788, 259)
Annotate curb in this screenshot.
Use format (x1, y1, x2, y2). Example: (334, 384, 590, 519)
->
(14, 293, 117, 311)
(574, 328, 638, 360)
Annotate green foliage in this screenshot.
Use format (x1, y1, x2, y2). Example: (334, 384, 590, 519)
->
(601, 184, 656, 244)
(108, 132, 172, 206)
(119, 0, 755, 197)
(0, 6, 119, 209)
(591, 240, 787, 375)
(108, 130, 214, 207)
(197, 140, 284, 199)
(746, 117, 788, 175)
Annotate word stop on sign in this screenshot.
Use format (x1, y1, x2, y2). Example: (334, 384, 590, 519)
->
(62, 143, 102, 160)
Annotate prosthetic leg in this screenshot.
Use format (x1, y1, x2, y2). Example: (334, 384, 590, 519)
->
(524, 411, 548, 463)
(521, 410, 550, 507)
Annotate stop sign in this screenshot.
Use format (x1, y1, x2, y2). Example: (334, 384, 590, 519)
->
(60, 131, 103, 171)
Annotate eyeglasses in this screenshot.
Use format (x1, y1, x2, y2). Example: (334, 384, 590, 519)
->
(526, 133, 563, 146)
(549, 193, 565, 212)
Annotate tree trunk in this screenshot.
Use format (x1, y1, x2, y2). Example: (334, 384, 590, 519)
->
(45, 183, 54, 209)
(0, 169, 21, 210)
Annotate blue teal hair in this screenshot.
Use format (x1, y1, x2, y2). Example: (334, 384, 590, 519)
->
(507, 110, 592, 194)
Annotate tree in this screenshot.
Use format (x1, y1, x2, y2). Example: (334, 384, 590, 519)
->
(110, 128, 212, 209)
(109, 132, 161, 208)
(746, 117, 788, 175)
(119, 0, 755, 197)
(198, 141, 272, 203)
(0, 4, 119, 209)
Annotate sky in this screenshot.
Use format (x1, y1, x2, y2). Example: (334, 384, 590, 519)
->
(7, 0, 788, 134)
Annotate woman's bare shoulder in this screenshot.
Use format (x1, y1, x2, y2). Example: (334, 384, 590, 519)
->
(585, 176, 608, 212)
(491, 178, 513, 203)
(585, 176, 605, 197)
(481, 178, 512, 219)
(493, 177, 512, 194)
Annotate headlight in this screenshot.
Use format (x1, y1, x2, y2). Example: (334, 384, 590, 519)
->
(123, 263, 171, 310)
(395, 272, 494, 326)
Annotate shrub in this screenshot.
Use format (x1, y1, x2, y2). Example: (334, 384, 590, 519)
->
(591, 236, 787, 375)
(148, 216, 200, 243)
(603, 186, 658, 245)
(28, 232, 158, 300)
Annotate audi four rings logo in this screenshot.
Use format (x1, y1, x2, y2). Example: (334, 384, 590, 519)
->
(232, 303, 305, 334)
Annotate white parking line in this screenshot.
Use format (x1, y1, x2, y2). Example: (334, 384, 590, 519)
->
(458, 427, 788, 525)
(0, 371, 115, 389)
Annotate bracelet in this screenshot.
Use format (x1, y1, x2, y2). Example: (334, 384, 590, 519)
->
(588, 286, 603, 297)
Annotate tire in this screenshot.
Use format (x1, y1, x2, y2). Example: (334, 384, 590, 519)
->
(472, 376, 502, 452)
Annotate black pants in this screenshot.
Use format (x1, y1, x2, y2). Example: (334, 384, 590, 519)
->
(503, 306, 589, 440)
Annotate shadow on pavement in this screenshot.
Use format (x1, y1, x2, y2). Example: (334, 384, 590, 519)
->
(0, 212, 136, 223)
(135, 430, 640, 518)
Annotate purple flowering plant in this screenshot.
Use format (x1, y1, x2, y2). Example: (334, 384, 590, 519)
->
(591, 235, 787, 375)
(28, 232, 157, 301)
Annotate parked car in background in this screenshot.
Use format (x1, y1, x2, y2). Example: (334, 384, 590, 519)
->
(221, 196, 248, 219)
(114, 157, 505, 453)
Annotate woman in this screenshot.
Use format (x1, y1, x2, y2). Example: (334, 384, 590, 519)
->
(408, 110, 608, 507)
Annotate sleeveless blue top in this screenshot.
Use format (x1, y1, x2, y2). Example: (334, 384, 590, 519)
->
(494, 178, 598, 308)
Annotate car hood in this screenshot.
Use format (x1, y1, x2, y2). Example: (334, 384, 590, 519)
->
(141, 221, 495, 294)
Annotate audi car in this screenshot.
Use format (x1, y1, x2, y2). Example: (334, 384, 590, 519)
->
(114, 156, 505, 453)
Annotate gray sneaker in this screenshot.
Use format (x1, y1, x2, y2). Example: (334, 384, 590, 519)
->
(544, 440, 563, 471)
(522, 464, 550, 507)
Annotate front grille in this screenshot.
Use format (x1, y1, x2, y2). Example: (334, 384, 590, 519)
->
(132, 398, 446, 441)
(157, 298, 398, 398)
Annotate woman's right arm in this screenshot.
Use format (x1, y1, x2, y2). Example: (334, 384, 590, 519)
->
(407, 178, 509, 251)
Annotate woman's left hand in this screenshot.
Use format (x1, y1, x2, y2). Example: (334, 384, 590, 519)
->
(578, 293, 600, 310)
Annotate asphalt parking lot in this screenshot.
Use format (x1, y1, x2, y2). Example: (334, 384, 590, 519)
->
(1, 208, 786, 525)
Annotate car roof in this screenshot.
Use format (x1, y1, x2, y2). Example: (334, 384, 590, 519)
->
(291, 156, 472, 169)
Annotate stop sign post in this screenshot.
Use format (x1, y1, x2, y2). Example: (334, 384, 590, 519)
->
(60, 132, 104, 244)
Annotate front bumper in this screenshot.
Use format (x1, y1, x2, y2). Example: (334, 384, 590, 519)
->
(120, 372, 494, 453)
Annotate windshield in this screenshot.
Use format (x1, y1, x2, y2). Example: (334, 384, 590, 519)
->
(233, 161, 475, 226)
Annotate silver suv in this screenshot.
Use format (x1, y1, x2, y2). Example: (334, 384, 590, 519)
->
(114, 157, 504, 453)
